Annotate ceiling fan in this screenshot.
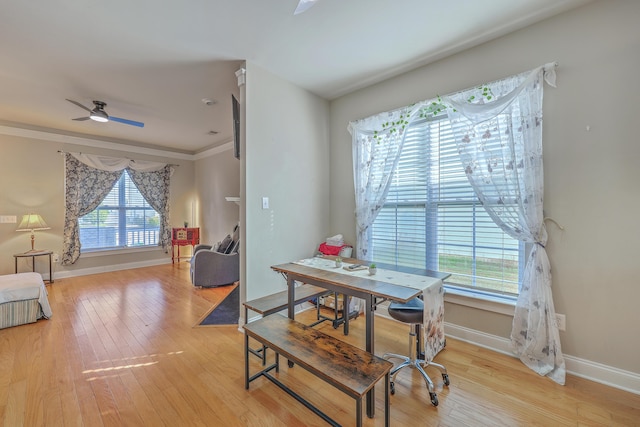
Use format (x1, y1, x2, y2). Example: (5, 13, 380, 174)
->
(294, 0, 320, 15)
(66, 99, 145, 128)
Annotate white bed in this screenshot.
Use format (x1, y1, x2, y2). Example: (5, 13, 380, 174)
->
(0, 272, 53, 329)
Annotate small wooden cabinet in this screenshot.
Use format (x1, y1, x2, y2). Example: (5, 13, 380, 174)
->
(171, 227, 200, 263)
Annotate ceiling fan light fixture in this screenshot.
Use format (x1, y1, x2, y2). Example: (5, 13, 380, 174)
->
(90, 109, 109, 122)
(294, 0, 319, 15)
(66, 99, 144, 127)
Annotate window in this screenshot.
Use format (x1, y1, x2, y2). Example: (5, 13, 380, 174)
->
(370, 114, 524, 296)
(79, 170, 160, 251)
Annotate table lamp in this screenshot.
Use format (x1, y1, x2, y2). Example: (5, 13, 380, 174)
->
(16, 214, 50, 252)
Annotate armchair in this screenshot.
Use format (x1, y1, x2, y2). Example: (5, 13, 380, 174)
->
(190, 224, 240, 288)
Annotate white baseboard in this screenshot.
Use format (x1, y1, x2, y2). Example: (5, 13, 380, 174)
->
(376, 302, 640, 395)
(50, 258, 171, 280)
(443, 321, 640, 395)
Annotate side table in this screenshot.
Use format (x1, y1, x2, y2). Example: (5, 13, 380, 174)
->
(171, 227, 200, 263)
(14, 250, 54, 284)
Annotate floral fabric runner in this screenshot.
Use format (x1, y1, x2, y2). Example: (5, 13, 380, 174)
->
(293, 257, 445, 361)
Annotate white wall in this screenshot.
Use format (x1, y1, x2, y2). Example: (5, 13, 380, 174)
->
(330, 0, 640, 379)
(0, 132, 195, 277)
(243, 63, 331, 302)
(194, 144, 240, 244)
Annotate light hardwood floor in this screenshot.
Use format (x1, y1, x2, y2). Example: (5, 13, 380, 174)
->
(0, 264, 638, 426)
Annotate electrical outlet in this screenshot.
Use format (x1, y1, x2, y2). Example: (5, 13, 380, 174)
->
(556, 313, 566, 331)
(52, 253, 60, 263)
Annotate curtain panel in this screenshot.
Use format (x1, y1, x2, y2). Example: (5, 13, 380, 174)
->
(348, 63, 565, 384)
(61, 153, 172, 265)
(347, 107, 419, 259)
(127, 166, 172, 251)
(443, 63, 564, 384)
(62, 154, 124, 265)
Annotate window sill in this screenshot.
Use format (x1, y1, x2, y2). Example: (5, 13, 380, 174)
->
(444, 285, 516, 316)
(81, 246, 163, 258)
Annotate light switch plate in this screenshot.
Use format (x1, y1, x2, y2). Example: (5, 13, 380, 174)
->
(262, 197, 269, 209)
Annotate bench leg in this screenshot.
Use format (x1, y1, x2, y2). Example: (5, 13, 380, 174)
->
(244, 332, 250, 389)
(314, 293, 357, 336)
(356, 398, 362, 427)
(246, 342, 280, 386)
(385, 372, 390, 427)
(245, 306, 269, 365)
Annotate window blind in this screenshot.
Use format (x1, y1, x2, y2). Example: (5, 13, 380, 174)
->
(371, 116, 521, 295)
(79, 171, 160, 250)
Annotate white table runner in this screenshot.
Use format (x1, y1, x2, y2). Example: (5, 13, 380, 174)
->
(294, 257, 446, 361)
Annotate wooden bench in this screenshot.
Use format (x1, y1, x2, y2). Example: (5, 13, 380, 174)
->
(244, 283, 330, 362)
(244, 315, 392, 427)
(243, 283, 329, 319)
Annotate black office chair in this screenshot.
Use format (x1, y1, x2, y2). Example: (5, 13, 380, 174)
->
(383, 297, 449, 406)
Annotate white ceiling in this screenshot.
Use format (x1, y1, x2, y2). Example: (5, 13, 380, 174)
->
(0, 0, 591, 155)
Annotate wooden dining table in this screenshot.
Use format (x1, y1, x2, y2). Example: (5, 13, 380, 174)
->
(271, 257, 445, 419)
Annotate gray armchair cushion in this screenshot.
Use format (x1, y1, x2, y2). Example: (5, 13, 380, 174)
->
(194, 244, 213, 254)
(217, 234, 233, 253)
(191, 223, 240, 287)
(190, 249, 239, 288)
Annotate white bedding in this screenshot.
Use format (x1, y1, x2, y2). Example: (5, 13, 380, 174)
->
(0, 272, 53, 318)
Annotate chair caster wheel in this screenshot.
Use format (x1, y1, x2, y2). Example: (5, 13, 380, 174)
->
(430, 392, 438, 406)
(443, 373, 450, 386)
(390, 381, 396, 395)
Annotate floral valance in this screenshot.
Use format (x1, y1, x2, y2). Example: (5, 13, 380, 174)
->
(348, 62, 557, 139)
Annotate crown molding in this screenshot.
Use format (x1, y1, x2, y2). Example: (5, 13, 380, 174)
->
(0, 124, 231, 161)
(193, 140, 234, 160)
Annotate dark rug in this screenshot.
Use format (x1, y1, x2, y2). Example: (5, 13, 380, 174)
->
(198, 285, 239, 326)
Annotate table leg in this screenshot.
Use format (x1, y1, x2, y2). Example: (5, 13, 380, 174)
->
(48, 252, 54, 283)
(343, 294, 350, 335)
(287, 275, 295, 319)
(15, 257, 17, 274)
(365, 294, 375, 418)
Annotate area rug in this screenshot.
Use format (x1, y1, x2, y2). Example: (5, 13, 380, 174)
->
(197, 284, 239, 326)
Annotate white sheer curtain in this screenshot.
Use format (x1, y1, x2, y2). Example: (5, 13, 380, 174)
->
(348, 63, 564, 384)
(348, 106, 418, 259)
(443, 63, 565, 384)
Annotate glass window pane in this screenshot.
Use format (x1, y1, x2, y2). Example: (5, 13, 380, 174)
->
(370, 116, 522, 296)
(80, 171, 159, 250)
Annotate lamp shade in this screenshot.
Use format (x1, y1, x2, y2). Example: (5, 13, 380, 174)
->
(16, 214, 50, 232)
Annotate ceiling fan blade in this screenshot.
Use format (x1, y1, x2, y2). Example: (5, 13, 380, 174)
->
(66, 99, 92, 113)
(294, 0, 319, 15)
(72, 117, 91, 121)
(110, 116, 145, 128)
